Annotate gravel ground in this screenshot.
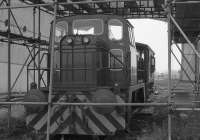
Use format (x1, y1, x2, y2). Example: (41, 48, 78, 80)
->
(137, 79, 200, 140)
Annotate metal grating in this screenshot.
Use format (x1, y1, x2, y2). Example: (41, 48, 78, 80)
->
(173, 1, 200, 43)
(19, 0, 166, 18)
(3, 0, 200, 43)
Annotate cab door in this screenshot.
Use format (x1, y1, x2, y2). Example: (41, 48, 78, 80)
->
(128, 25, 137, 85)
(108, 19, 126, 87)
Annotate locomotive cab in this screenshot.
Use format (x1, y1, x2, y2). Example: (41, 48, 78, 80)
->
(50, 15, 132, 91)
(136, 43, 155, 96)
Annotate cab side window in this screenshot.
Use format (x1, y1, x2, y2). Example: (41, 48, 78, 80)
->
(138, 51, 145, 70)
(151, 55, 155, 72)
(109, 49, 123, 70)
(108, 19, 123, 40)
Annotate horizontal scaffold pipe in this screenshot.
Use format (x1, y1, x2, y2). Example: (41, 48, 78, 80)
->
(0, 0, 135, 10)
(0, 102, 197, 106)
(173, 0, 200, 4)
(175, 108, 200, 111)
(0, 101, 48, 105)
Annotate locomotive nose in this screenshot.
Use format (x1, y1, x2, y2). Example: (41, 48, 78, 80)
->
(91, 89, 117, 114)
(24, 89, 47, 114)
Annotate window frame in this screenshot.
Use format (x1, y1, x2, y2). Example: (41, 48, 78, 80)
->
(128, 26, 135, 46)
(108, 19, 123, 41)
(55, 21, 68, 43)
(72, 19, 104, 35)
(151, 55, 155, 73)
(108, 49, 124, 71)
(151, 56, 155, 66)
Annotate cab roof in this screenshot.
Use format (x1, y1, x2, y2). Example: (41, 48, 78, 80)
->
(136, 42, 155, 55)
(56, 14, 133, 28)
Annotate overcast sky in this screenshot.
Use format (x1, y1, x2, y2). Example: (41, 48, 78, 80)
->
(129, 19, 181, 73)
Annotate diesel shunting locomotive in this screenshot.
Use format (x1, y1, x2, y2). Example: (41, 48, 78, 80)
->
(24, 14, 155, 139)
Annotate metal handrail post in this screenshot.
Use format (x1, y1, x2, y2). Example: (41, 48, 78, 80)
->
(46, 1, 57, 140)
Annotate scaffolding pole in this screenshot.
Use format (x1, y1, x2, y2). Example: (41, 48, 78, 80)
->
(0, 101, 197, 106)
(170, 4, 200, 99)
(46, 1, 57, 139)
(173, 0, 200, 4)
(33, 7, 36, 83)
(196, 39, 200, 94)
(168, 1, 200, 140)
(166, 0, 172, 139)
(38, 6, 41, 88)
(0, 0, 200, 140)
(7, 0, 11, 129)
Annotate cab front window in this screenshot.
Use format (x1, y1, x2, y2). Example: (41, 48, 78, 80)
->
(73, 19, 103, 35)
(108, 19, 123, 40)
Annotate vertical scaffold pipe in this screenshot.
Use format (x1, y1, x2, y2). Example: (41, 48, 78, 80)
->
(46, 1, 57, 140)
(166, 0, 172, 140)
(33, 7, 36, 83)
(7, 0, 11, 129)
(38, 6, 41, 88)
(197, 39, 200, 95)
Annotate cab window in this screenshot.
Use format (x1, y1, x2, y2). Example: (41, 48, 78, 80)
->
(151, 56, 155, 72)
(108, 19, 123, 40)
(138, 51, 145, 70)
(151, 56, 155, 66)
(55, 21, 68, 43)
(109, 49, 123, 70)
(73, 19, 103, 35)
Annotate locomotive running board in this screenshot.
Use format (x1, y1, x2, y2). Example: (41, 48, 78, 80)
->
(128, 83, 146, 103)
(129, 83, 145, 92)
